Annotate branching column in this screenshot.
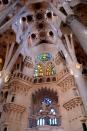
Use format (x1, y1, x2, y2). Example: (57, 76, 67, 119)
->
(61, 0, 87, 54)
(66, 15, 87, 55)
(57, 36, 87, 114)
(0, 43, 23, 89)
(51, 0, 87, 54)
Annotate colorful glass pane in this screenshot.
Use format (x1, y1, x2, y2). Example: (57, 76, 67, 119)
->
(42, 97, 52, 105)
(34, 63, 44, 77)
(37, 53, 52, 61)
(46, 62, 56, 76)
(34, 62, 56, 77)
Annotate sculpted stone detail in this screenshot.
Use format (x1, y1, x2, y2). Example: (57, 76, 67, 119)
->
(10, 81, 32, 93)
(58, 75, 75, 92)
(57, 68, 69, 81)
(11, 72, 32, 83)
(0, 1, 87, 131)
(3, 103, 26, 113)
(55, 53, 64, 65)
(63, 97, 82, 110)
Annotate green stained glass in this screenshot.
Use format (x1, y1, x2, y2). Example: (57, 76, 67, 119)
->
(37, 53, 52, 61)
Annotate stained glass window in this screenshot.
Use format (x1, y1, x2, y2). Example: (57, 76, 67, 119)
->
(37, 53, 52, 62)
(42, 97, 52, 105)
(34, 53, 56, 77)
(46, 62, 56, 76)
(34, 63, 44, 77)
(34, 62, 56, 77)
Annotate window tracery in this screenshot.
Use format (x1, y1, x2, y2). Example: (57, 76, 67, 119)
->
(46, 62, 56, 76)
(36, 97, 60, 126)
(34, 63, 44, 77)
(42, 97, 52, 105)
(34, 53, 56, 77)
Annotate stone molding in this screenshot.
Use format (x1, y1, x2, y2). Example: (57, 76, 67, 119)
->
(58, 75, 75, 92)
(3, 103, 26, 113)
(63, 96, 82, 110)
(55, 52, 64, 65)
(10, 80, 32, 93)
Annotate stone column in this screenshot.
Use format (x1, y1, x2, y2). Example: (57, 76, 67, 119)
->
(74, 71, 87, 114)
(57, 37, 87, 114)
(66, 15, 87, 55)
(22, 56, 33, 77)
(57, 0, 87, 54)
(59, 0, 74, 15)
(7, 43, 23, 72)
(58, 89, 70, 131)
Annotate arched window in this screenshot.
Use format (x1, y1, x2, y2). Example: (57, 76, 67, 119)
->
(11, 96, 15, 102)
(37, 118, 45, 126)
(49, 118, 57, 125)
(49, 109, 58, 126)
(46, 62, 56, 76)
(34, 63, 44, 77)
(34, 53, 56, 77)
(34, 96, 60, 127)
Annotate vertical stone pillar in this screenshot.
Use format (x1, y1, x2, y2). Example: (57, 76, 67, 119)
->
(22, 56, 33, 77)
(60, 1, 74, 15)
(66, 15, 87, 55)
(57, 37, 87, 114)
(74, 72, 87, 114)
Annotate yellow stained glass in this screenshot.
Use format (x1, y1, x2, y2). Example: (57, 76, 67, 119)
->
(0, 58, 2, 64)
(34, 62, 56, 77)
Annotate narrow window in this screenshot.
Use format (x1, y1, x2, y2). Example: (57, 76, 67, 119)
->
(54, 118, 57, 125)
(0, 112, 1, 118)
(37, 119, 39, 126)
(40, 118, 43, 126)
(11, 96, 15, 102)
(4, 91, 8, 99)
(42, 118, 45, 125)
(82, 123, 87, 131)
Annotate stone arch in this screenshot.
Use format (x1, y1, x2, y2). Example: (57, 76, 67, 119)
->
(27, 85, 61, 128)
(30, 85, 59, 98)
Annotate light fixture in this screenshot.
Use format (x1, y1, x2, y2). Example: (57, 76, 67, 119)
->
(0, 72, 1, 77)
(76, 63, 81, 69)
(0, 58, 2, 64)
(4, 75, 9, 83)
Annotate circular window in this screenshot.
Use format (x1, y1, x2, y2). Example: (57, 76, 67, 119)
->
(42, 97, 52, 105)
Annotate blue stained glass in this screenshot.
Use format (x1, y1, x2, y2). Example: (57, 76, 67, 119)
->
(37, 53, 52, 61)
(42, 97, 52, 105)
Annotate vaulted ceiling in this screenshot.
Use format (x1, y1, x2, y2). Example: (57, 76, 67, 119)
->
(0, 1, 87, 73)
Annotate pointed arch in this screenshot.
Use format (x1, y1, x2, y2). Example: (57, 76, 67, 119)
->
(34, 62, 44, 77)
(46, 62, 56, 76)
